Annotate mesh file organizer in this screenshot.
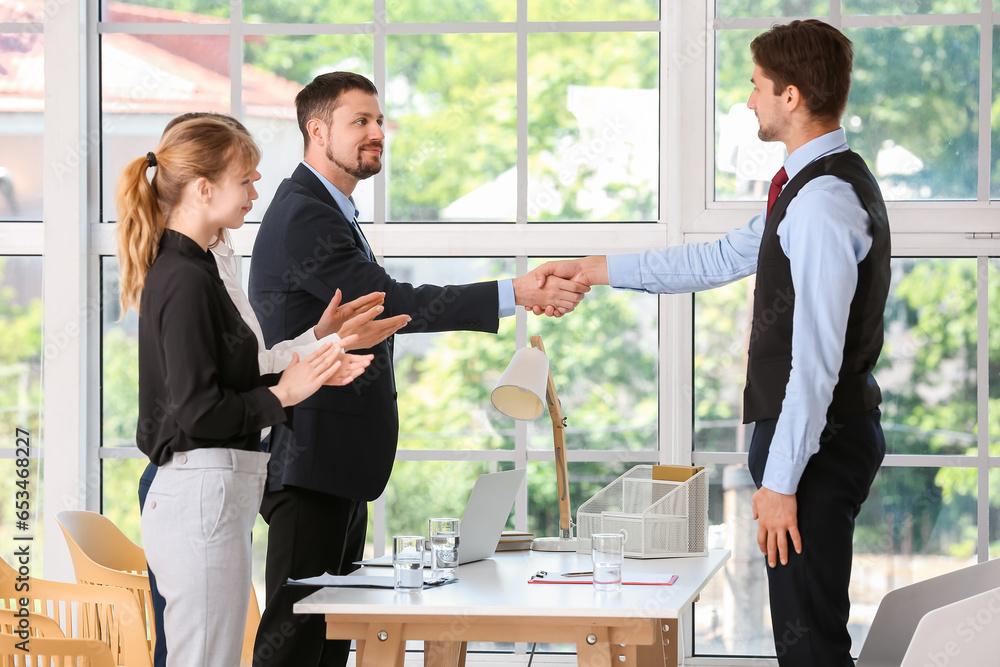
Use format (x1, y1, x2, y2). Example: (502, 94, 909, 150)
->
(576, 465, 709, 558)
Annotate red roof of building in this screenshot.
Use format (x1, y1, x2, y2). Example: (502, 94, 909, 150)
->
(1, 2, 302, 116)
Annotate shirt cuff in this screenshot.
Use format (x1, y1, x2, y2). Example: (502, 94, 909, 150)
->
(606, 253, 644, 291)
(498, 279, 515, 318)
(314, 330, 341, 346)
(760, 450, 810, 496)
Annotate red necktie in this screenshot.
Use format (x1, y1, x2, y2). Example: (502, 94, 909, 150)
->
(765, 167, 788, 222)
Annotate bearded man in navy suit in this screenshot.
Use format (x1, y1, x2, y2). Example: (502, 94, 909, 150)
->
(249, 71, 588, 667)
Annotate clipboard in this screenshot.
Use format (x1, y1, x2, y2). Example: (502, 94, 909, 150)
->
(528, 573, 678, 586)
(288, 573, 457, 589)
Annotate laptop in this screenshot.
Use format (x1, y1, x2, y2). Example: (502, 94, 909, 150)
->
(358, 468, 526, 567)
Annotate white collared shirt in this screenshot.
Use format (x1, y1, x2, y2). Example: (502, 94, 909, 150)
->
(213, 237, 341, 439)
(607, 128, 873, 494)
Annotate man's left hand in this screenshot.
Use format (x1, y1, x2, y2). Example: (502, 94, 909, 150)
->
(314, 289, 385, 339)
(752, 486, 802, 568)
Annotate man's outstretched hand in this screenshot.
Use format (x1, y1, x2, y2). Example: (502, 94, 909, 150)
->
(512, 266, 590, 318)
(522, 256, 609, 316)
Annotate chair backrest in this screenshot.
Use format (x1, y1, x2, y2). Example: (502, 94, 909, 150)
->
(0, 633, 116, 667)
(857, 557, 1000, 667)
(55, 512, 146, 573)
(55, 511, 156, 658)
(899, 586, 1000, 666)
(0, 609, 64, 638)
(0, 557, 152, 667)
(54, 511, 260, 666)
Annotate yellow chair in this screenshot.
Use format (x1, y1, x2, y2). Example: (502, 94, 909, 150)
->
(0, 632, 116, 667)
(0, 608, 65, 638)
(55, 511, 155, 658)
(0, 556, 151, 667)
(56, 510, 261, 666)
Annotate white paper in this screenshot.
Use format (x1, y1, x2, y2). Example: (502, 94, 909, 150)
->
(288, 573, 396, 588)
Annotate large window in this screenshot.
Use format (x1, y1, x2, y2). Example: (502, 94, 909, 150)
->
(0, 257, 43, 567)
(1, 1, 44, 575)
(18, 0, 999, 663)
(692, 259, 998, 658)
(92, 1, 663, 633)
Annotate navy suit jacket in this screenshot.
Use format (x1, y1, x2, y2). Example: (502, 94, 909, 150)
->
(249, 164, 500, 500)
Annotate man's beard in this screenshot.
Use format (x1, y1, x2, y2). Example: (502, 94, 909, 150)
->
(327, 144, 382, 180)
(756, 116, 783, 143)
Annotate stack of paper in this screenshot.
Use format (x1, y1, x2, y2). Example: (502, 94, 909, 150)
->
(495, 530, 534, 551)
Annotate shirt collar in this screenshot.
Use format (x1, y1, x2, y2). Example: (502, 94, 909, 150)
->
(302, 161, 358, 222)
(211, 236, 233, 257)
(160, 228, 222, 277)
(783, 128, 848, 181)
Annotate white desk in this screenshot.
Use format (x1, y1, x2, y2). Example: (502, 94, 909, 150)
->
(295, 548, 730, 667)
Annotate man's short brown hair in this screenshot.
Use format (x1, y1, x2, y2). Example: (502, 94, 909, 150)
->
(295, 72, 379, 148)
(750, 19, 853, 121)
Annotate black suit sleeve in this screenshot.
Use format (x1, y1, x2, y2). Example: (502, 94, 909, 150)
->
(279, 191, 500, 335)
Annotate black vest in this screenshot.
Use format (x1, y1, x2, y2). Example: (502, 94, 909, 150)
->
(742, 149, 890, 424)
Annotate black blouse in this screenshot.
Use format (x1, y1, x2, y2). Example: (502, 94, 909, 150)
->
(135, 229, 287, 466)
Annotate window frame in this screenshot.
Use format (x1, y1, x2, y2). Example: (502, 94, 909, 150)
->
(14, 0, 999, 663)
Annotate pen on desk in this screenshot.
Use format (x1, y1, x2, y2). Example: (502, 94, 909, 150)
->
(560, 571, 593, 577)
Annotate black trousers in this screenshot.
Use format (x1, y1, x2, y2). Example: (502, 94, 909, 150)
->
(748, 409, 884, 667)
(252, 487, 367, 667)
(138, 462, 167, 667)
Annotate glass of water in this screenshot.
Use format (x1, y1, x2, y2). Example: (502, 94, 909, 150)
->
(392, 535, 425, 592)
(591, 533, 624, 592)
(428, 517, 460, 579)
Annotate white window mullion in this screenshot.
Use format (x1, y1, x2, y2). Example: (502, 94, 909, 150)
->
(366, 1, 387, 548)
(666, 0, 706, 468)
(230, 0, 243, 120)
(516, 0, 527, 227)
(514, 254, 528, 532)
(513, 2, 529, 535)
(42, 0, 88, 580)
(977, 256, 990, 562)
(374, 0, 387, 228)
(977, 3, 994, 203)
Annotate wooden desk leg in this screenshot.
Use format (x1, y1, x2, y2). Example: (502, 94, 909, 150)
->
(579, 641, 637, 666)
(424, 640, 466, 667)
(635, 619, 679, 667)
(576, 640, 612, 667)
(357, 622, 406, 667)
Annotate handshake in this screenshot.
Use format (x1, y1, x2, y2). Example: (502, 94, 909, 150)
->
(511, 256, 610, 318)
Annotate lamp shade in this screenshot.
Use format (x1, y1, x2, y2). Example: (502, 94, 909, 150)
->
(490, 347, 549, 420)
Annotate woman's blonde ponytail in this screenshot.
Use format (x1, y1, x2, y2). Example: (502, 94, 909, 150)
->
(115, 156, 165, 316)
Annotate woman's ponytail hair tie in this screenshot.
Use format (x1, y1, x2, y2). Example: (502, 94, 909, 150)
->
(146, 152, 157, 168)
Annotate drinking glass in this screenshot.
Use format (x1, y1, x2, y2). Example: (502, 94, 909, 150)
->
(591, 533, 624, 592)
(392, 535, 425, 592)
(428, 517, 460, 579)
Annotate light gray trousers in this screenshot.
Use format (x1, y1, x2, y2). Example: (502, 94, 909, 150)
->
(141, 448, 269, 667)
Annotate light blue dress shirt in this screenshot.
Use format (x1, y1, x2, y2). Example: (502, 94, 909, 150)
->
(301, 162, 515, 318)
(606, 129, 874, 494)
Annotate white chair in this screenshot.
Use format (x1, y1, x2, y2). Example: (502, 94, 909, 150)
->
(856, 557, 1000, 667)
(899, 586, 1000, 666)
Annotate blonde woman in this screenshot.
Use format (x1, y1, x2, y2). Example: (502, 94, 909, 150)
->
(117, 117, 344, 666)
(130, 113, 409, 667)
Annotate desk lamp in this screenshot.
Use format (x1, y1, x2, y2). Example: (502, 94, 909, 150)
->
(490, 335, 576, 551)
